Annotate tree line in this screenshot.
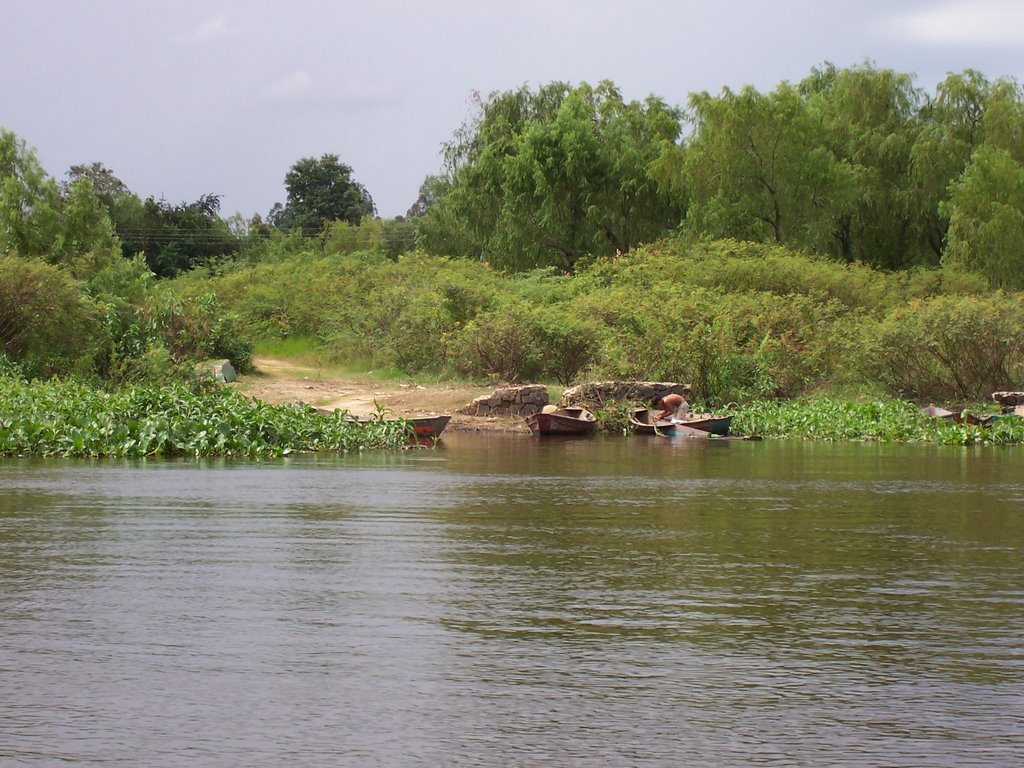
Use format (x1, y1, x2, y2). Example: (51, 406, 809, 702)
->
(419, 64, 1024, 287)
(3, 62, 1024, 391)
(4, 62, 1024, 288)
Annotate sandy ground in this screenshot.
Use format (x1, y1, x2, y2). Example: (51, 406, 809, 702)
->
(231, 357, 530, 433)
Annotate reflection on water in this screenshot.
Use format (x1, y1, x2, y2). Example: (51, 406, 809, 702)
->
(1, 435, 1022, 767)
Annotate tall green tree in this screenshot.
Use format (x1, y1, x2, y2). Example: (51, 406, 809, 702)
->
(2, 129, 118, 275)
(942, 143, 1024, 289)
(272, 154, 375, 232)
(51, 178, 120, 277)
(683, 83, 849, 252)
(801, 62, 925, 267)
(64, 162, 131, 209)
(121, 193, 238, 278)
(418, 83, 573, 264)
(1, 128, 62, 257)
(419, 81, 685, 272)
(909, 70, 1024, 262)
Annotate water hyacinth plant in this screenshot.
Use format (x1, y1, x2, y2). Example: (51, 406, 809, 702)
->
(0, 376, 413, 458)
(732, 397, 1024, 445)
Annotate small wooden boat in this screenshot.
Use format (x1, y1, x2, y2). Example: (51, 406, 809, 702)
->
(920, 406, 993, 426)
(355, 414, 452, 439)
(921, 405, 959, 422)
(408, 415, 452, 438)
(525, 405, 597, 435)
(628, 408, 676, 435)
(676, 413, 733, 436)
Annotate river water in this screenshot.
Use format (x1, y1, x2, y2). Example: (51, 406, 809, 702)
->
(1, 433, 1022, 767)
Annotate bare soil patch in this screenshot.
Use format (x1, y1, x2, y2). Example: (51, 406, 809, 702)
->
(231, 357, 529, 433)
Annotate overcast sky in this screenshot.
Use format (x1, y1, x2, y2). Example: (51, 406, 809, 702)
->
(4, 0, 1023, 219)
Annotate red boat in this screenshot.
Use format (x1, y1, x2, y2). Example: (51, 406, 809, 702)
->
(408, 415, 452, 438)
(525, 406, 597, 435)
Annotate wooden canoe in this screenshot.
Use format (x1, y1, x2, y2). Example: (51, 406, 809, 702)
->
(676, 414, 733, 436)
(628, 408, 676, 435)
(525, 406, 597, 435)
(920, 406, 993, 426)
(355, 414, 452, 439)
(408, 415, 452, 438)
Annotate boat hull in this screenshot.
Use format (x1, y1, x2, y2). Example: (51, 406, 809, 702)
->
(676, 414, 733, 437)
(628, 408, 676, 435)
(525, 407, 596, 435)
(409, 415, 452, 438)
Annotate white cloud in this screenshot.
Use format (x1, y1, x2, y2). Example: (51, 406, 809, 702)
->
(883, 0, 1024, 45)
(186, 13, 231, 42)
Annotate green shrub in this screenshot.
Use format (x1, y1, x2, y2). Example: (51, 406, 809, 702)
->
(450, 302, 544, 383)
(0, 253, 102, 378)
(862, 293, 1024, 400)
(533, 305, 604, 385)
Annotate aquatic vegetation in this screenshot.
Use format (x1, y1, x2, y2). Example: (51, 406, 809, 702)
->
(733, 397, 1024, 445)
(0, 376, 412, 458)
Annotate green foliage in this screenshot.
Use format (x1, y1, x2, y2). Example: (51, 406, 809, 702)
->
(116, 193, 239, 278)
(686, 82, 848, 251)
(733, 396, 1023, 445)
(734, 398, 931, 441)
(588, 286, 847, 403)
(942, 144, 1024, 289)
(800, 62, 926, 267)
(450, 302, 544, 383)
(419, 81, 685, 271)
(533, 305, 603, 385)
(144, 292, 253, 374)
(861, 293, 1024, 400)
(0, 375, 412, 457)
(169, 231, 1024, 403)
(0, 128, 62, 257)
(0, 254, 101, 378)
(50, 178, 120, 276)
(591, 398, 639, 434)
(272, 154, 375, 232)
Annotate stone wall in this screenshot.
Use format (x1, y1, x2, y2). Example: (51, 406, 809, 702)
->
(459, 384, 550, 417)
(559, 381, 691, 408)
(459, 381, 692, 417)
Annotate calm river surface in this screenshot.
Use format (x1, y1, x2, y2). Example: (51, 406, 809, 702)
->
(1, 434, 1022, 767)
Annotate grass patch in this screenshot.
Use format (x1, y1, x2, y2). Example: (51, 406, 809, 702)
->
(253, 336, 321, 364)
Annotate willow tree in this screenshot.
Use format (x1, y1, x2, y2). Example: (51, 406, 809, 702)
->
(1, 128, 62, 257)
(1, 128, 118, 275)
(942, 144, 1024, 289)
(683, 83, 850, 253)
(801, 62, 924, 267)
(909, 70, 1024, 263)
(418, 81, 685, 272)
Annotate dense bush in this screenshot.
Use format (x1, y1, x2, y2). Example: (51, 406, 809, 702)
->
(0, 254, 101, 378)
(861, 293, 1024, 400)
(450, 302, 544, 383)
(168, 234, 1024, 403)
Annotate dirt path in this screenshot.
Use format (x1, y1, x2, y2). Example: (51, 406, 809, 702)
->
(232, 357, 529, 433)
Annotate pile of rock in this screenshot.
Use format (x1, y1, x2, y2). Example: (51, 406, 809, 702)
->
(458, 381, 693, 418)
(559, 381, 691, 408)
(195, 359, 236, 383)
(459, 384, 550, 417)
(992, 391, 1024, 415)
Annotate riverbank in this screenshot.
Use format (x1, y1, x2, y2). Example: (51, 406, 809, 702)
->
(232, 357, 532, 434)
(230, 357, 1024, 445)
